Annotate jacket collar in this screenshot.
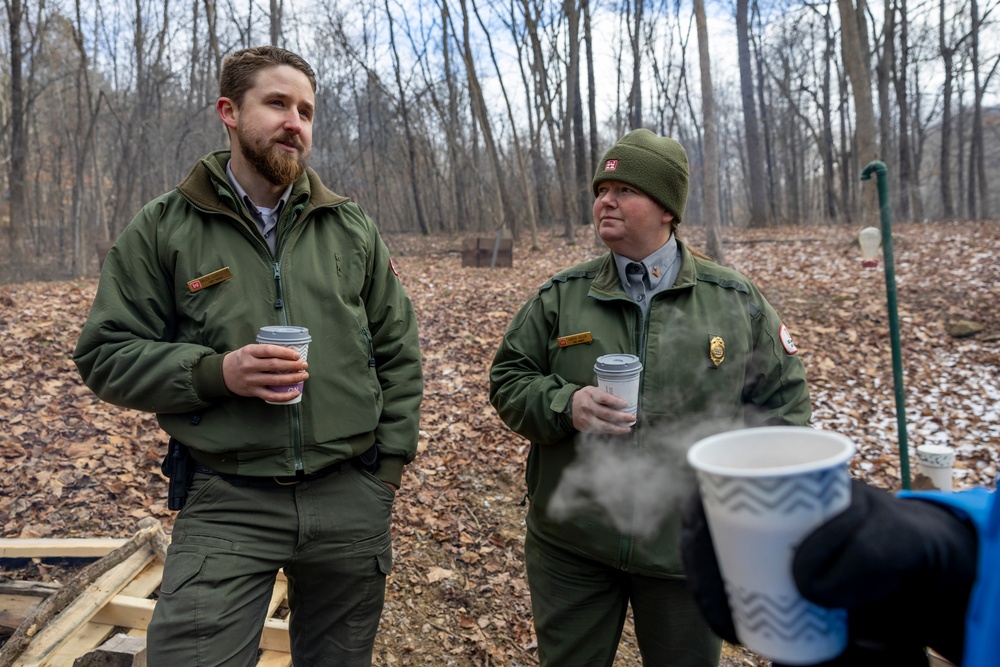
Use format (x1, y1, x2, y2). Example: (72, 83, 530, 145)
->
(177, 150, 350, 216)
(591, 238, 698, 296)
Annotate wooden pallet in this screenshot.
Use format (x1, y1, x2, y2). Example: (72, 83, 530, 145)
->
(0, 536, 291, 667)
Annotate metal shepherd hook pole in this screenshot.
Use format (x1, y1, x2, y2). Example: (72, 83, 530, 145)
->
(860, 161, 911, 490)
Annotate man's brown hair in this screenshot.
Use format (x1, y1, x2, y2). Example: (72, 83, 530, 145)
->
(219, 46, 317, 107)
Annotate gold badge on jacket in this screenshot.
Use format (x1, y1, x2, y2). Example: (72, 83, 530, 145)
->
(187, 267, 233, 293)
(708, 335, 726, 368)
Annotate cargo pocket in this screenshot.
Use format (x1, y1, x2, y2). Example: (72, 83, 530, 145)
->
(160, 551, 207, 595)
(375, 541, 393, 577)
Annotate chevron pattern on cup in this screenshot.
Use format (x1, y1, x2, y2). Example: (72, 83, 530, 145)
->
(697, 467, 849, 516)
(729, 583, 848, 642)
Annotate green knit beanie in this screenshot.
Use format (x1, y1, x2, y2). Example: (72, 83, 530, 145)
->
(592, 129, 690, 223)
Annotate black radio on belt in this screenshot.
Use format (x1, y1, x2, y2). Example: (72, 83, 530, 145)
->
(162, 437, 195, 511)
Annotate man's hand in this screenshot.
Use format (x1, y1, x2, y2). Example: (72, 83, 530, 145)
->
(570, 386, 635, 434)
(222, 343, 309, 403)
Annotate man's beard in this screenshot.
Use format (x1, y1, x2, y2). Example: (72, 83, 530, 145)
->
(238, 125, 309, 186)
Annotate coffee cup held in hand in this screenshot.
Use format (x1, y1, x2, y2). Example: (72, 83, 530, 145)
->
(687, 427, 855, 665)
(593, 354, 642, 425)
(256, 326, 311, 405)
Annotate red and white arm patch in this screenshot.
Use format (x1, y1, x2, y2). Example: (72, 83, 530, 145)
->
(389, 257, 399, 277)
(779, 324, 798, 355)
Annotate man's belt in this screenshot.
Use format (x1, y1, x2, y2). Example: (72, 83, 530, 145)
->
(193, 444, 379, 487)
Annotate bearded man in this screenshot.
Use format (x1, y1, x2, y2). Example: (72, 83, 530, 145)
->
(74, 46, 423, 667)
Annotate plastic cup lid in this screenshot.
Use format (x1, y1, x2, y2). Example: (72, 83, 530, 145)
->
(594, 353, 642, 373)
(256, 325, 311, 344)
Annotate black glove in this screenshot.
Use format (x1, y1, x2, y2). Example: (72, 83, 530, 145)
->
(680, 480, 978, 666)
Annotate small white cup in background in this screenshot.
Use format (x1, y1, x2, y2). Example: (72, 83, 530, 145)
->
(687, 426, 855, 666)
(593, 354, 642, 425)
(915, 444, 956, 491)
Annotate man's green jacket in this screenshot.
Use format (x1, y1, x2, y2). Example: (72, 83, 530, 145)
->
(74, 151, 423, 487)
(489, 241, 811, 577)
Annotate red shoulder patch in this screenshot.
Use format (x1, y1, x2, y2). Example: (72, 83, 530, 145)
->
(779, 324, 798, 355)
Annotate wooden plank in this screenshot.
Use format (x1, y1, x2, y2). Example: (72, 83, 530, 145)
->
(117, 561, 163, 598)
(90, 596, 154, 630)
(255, 578, 291, 665)
(47, 623, 118, 666)
(11, 545, 155, 667)
(0, 539, 128, 559)
(50, 560, 166, 664)
(0, 595, 45, 635)
(1, 582, 61, 632)
(8, 550, 292, 666)
(260, 618, 290, 653)
(265, 580, 287, 616)
(71, 633, 146, 667)
(255, 651, 293, 667)
(0, 581, 62, 596)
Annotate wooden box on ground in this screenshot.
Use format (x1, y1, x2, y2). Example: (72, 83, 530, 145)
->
(460, 237, 513, 268)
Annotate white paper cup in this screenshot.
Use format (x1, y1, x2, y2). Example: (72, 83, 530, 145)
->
(687, 427, 854, 665)
(593, 354, 642, 425)
(916, 444, 956, 491)
(256, 326, 311, 405)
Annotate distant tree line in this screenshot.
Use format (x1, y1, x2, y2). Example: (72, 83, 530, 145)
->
(1, 0, 998, 282)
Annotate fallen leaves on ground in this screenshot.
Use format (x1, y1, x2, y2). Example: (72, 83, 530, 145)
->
(1, 220, 998, 666)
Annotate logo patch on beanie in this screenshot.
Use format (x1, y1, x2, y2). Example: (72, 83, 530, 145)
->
(604, 159, 619, 171)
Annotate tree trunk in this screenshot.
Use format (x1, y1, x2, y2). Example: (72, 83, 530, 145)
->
(821, 1, 838, 221)
(751, 6, 776, 222)
(565, 0, 590, 229)
(967, 0, 984, 219)
(384, 0, 429, 235)
(6, 0, 27, 278)
(469, 0, 539, 248)
(877, 0, 895, 169)
(562, 0, 582, 236)
(892, 0, 913, 220)
(693, 0, 723, 261)
(440, 0, 463, 234)
(627, 0, 643, 129)
(837, 0, 878, 224)
(269, 0, 281, 45)
(938, 0, 956, 219)
(458, 0, 515, 239)
(737, 0, 768, 227)
(584, 0, 598, 210)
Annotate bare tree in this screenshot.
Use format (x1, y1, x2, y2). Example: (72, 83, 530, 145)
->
(469, 0, 539, 247)
(69, 0, 106, 274)
(455, 0, 517, 239)
(737, 0, 769, 226)
(384, 0, 430, 235)
(838, 0, 878, 223)
(627, 0, 644, 129)
(966, 0, 998, 219)
(937, 0, 971, 219)
(565, 0, 591, 228)
(891, 0, 914, 219)
(693, 0, 723, 260)
(269, 0, 282, 45)
(583, 0, 598, 196)
(4, 0, 27, 276)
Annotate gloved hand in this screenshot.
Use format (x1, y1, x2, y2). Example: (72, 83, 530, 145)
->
(680, 480, 978, 666)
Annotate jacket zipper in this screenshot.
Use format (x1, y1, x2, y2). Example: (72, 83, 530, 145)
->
(270, 259, 304, 473)
(617, 301, 647, 570)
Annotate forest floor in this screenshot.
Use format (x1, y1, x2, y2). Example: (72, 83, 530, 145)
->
(2, 220, 999, 666)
